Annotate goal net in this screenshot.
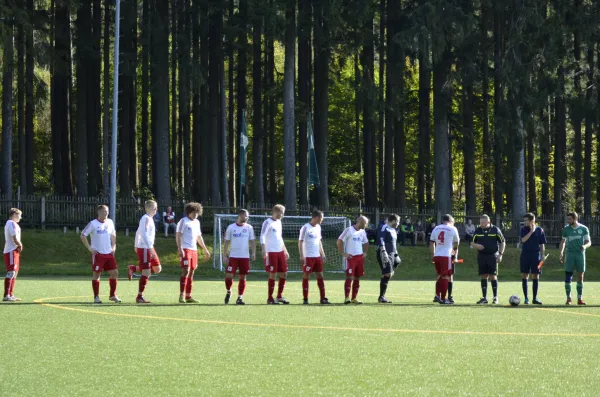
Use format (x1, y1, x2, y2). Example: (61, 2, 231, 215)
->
(212, 214, 352, 272)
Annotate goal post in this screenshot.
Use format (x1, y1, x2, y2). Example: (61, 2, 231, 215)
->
(213, 214, 352, 272)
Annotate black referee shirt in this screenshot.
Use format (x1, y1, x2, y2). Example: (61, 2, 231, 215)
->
(472, 225, 505, 255)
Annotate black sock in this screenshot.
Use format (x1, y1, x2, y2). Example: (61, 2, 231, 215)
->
(522, 279, 528, 299)
(491, 280, 498, 297)
(448, 282, 453, 297)
(380, 276, 390, 297)
(481, 279, 487, 298)
(533, 279, 539, 300)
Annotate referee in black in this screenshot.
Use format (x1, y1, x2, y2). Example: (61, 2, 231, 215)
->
(470, 214, 505, 304)
(376, 214, 401, 303)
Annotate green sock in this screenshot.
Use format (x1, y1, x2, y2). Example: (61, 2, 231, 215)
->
(565, 282, 572, 298)
(576, 282, 583, 298)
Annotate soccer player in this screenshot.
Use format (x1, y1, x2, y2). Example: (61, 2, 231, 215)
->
(520, 213, 546, 305)
(223, 209, 256, 305)
(337, 216, 369, 304)
(260, 204, 291, 304)
(470, 214, 505, 304)
(176, 202, 211, 303)
(559, 212, 591, 305)
(3, 208, 23, 302)
(128, 200, 163, 304)
(80, 205, 120, 304)
(376, 214, 401, 303)
(430, 214, 459, 304)
(299, 210, 330, 305)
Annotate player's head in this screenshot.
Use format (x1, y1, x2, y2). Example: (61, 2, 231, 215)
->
(442, 214, 455, 225)
(185, 202, 203, 219)
(355, 216, 368, 229)
(523, 213, 535, 226)
(145, 200, 157, 215)
(167, 206, 172, 212)
(97, 205, 109, 220)
(311, 209, 324, 225)
(479, 214, 491, 228)
(567, 212, 578, 225)
(237, 209, 249, 224)
(8, 208, 22, 222)
(272, 204, 285, 220)
(405, 218, 411, 224)
(467, 219, 472, 225)
(387, 214, 399, 228)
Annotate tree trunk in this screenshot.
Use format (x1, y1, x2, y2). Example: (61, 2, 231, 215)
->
(384, 2, 397, 207)
(17, 19, 26, 194)
(583, 46, 594, 216)
(480, 0, 492, 213)
(236, 0, 248, 204)
(377, 0, 385, 206)
(573, 3, 583, 212)
(140, 0, 149, 190)
(179, 0, 192, 195)
(554, 66, 566, 215)
(512, 105, 527, 219)
(25, 0, 35, 195)
(171, 0, 178, 194)
(526, 119, 536, 213)
(493, 4, 504, 215)
(539, 107, 551, 215)
(268, 37, 277, 203)
(199, 9, 210, 202)
(361, 4, 377, 208)
(298, 0, 310, 205)
(252, 0, 265, 207)
(209, 4, 222, 205)
(314, 0, 329, 210)
(103, 0, 112, 195)
(283, 0, 297, 209)
(220, 34, 229, 207)
(191, 0, 201, 198)
(87, 0, 102, 196)
(462, 69, 476, 214)
(1, 16, 14, 197)
(417, 35, 430, 212)
(228, 0, 236, 205)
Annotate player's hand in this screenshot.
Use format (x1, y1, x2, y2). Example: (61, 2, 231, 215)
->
(284, 251, 290, 260)
(223, 254, 229, 265)
(17, 245, 23, 253)
(299, 256, 305, 265)
(321, 254, 327, 263)
(90, 248, 98, 256)
(496, 254, 503, 263)
(251, 253, 256, 261)
(580, 246, 586, 252)
(204, 249, 211, 259)
(179, 248, 185, 258)
(262, 252, 267, 260)
(343, 253, 353, 259)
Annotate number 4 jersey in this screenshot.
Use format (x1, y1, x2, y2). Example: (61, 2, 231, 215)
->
(430, 224, 460, 257)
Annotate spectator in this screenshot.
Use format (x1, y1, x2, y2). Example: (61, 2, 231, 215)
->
(400, 218, 416, 247)
(464, 219, 476, 246)
(414, 220, 426, 245)
(426, 221, 436, 247)
(163, 206, 177, 237)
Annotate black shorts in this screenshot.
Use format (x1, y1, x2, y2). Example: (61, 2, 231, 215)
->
(376, 249, 393, 274)
(520, 252, 541, 275)
(478, 253, 498, 275)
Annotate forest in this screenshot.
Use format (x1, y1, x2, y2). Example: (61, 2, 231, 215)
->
(0, 0, 599, 216)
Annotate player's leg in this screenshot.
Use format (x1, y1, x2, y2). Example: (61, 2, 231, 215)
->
(265, 253, 277, 304)
(276, 252, 289, 304)
(477, 255, 489, 304)
(107, 268, 120, 303)
(564, 253, 574, 305)
(224, 259, 236, 304)
(351, 257, 365, 304)
(315, 271, 329, 304)
(4, 252, 18, 301)
(447, 274, 454, 303)
(377, 250, 392, 303)
(92, 271, 102, 303)
(302, 271, 311, 304)
(184, 252, 199, 302)
(136, 268, 152, 303)
(236, 272, 247, 305)
(530, 254, 542, 304)
(179, 250, 193, 303)
(344, 258, 354, 304)
(576, 269, 586, 305)
(7, 252, 20, 300)
(520, 253, 530, 303)
(490, 274, 498, 304)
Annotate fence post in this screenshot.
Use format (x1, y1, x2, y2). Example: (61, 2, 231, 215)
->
(41, 196, 46, 229)
(496, 214, 501, 227)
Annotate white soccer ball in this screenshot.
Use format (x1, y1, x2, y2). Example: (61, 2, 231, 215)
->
(509, 295, 521, 306)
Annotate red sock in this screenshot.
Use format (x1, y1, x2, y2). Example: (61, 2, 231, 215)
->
(138, 275, 149, 296)
(225, 278, 233, 291)
(317, 278, 326, 300)
(4, 278, 10, 297)
(238, 278, 246, 296)
(180, 276, 187, 294)
(277, 278, 286, 299)
(9, 278, 15, 296)
(302, 278, 309, 299)
(344, 279, 352, 298)
(109, 278, 117, 297)
(352, 279, 360, 299)
(268, 278, 275, 299)
(92, 280, 100, 297)
(435, 279, 441, 297)
(185, 278, 193, 298)
(440, 278, 449, 300)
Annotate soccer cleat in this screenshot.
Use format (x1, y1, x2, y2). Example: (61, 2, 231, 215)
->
(492, 297, 499, 304)
(447, 296, 454, 304)
(128, 265, 135, 281)
(9, 296, 22, 301)
(267, 297, 279, 305)
(320, 298, 332, 305)
(109, 295, 122, 303)
(3, 296, 17, 302)
(524, 298, 530, 305)
(276, 297, 290, 305)
(444, 299, 454, 305)
(578, 299, 587, 306)
(351, 298, 363, 305)
(303, 298, 309, 305)
(136, 296, 151, 304)
(566, 297, 573, 305)
(344, 297, 352, 305)
(433, 296, 443, 304)
(476, 297, 488, 304)
(235, 297, 245, 305)
(185, 297, 199, 303)
(179, 295, 186, 304)
(94, 296, 102, 304)
(532, 299, 543, 305)
(224, 291, 232, 304)
(378, 296, 392, 304)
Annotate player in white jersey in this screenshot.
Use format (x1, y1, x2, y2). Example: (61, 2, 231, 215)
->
(223, 209, 256, 305)
(127, 200, 163, 304)
(337, 216, 370, 304)
(299, 210, 330, 305)
(80, 205, 120, 304)
(176, 202, 210, 303)
(429, 214, 460, 304)
(3, 208, 23, 301)
(260, 204, 291, 304)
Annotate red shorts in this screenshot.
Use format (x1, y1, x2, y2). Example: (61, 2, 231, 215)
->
(345, 255, 365, 277)
(136, 248, 161, 270)
(180, 249, 198, 270)
(4, 250, 20, 272)
(303, 257, 323, 274)
(226, 258, 251, 275)
(92, 253, 118, 273)
(264, 251, 288, 273)
(434, 256, 453, 276)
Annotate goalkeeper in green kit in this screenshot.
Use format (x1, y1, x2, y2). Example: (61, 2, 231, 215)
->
(559, 212, 592, 305)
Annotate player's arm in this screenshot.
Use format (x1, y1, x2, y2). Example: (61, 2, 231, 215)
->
(470, 231, 484, 251)
(429, 241, 436, 260)
(378, 229, 390, 264)
(521, 224, 536, 243)
(250, 239, 257, 261)
(196, 234, 210, 259)
(497, 230, 506, 263)
(319, 240, 326, 262)
(260, 220, 269, 259)
(175, 220, 185, 256)
(337, 229, 352, 259)
(559, 237, 566, 263)
(80, 223, 96, 255)
(362, 232, 369, 255)
(111, 232, 117, 253)
(298, 226, 306, 263)
(9, 224, 23, 252)
(143, 216, 154, 253)
(223, 239, 230, 263)
(582, 236, 591, 250)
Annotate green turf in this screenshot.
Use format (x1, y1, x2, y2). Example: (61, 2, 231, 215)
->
(2, 278, 600, 396)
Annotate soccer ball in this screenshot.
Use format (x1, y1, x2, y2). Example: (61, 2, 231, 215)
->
(509, 295, 521, 306)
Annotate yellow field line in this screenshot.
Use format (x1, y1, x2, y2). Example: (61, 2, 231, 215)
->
(31, 296, 600, 338)
(536, 308, 600, 318)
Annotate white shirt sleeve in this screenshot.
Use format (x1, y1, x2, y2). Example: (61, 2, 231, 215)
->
(249, 226, 255, 241)
(299, 225, 306, 241)
(224, 225, 232, 241)
(176, 219, 185, 233)
(260, 220, 269, 245)
(338, 227, 348, 241)
(361, 230, 368, 244)
(82, 221, 94, 237)
(7, 222, 16, 237)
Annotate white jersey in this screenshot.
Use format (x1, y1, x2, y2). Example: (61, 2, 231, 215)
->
(82, 218, 116, 255)
(260, 218, 284, 253)
(4, 220, 21, 254)
(299, 223, 322, 258)
(338, 226, 368, 256)
(135, 214, 156, 249)
(176, 217, 202, 251)
(224, 222, 255, 259)
(430, 224, 460, 257)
